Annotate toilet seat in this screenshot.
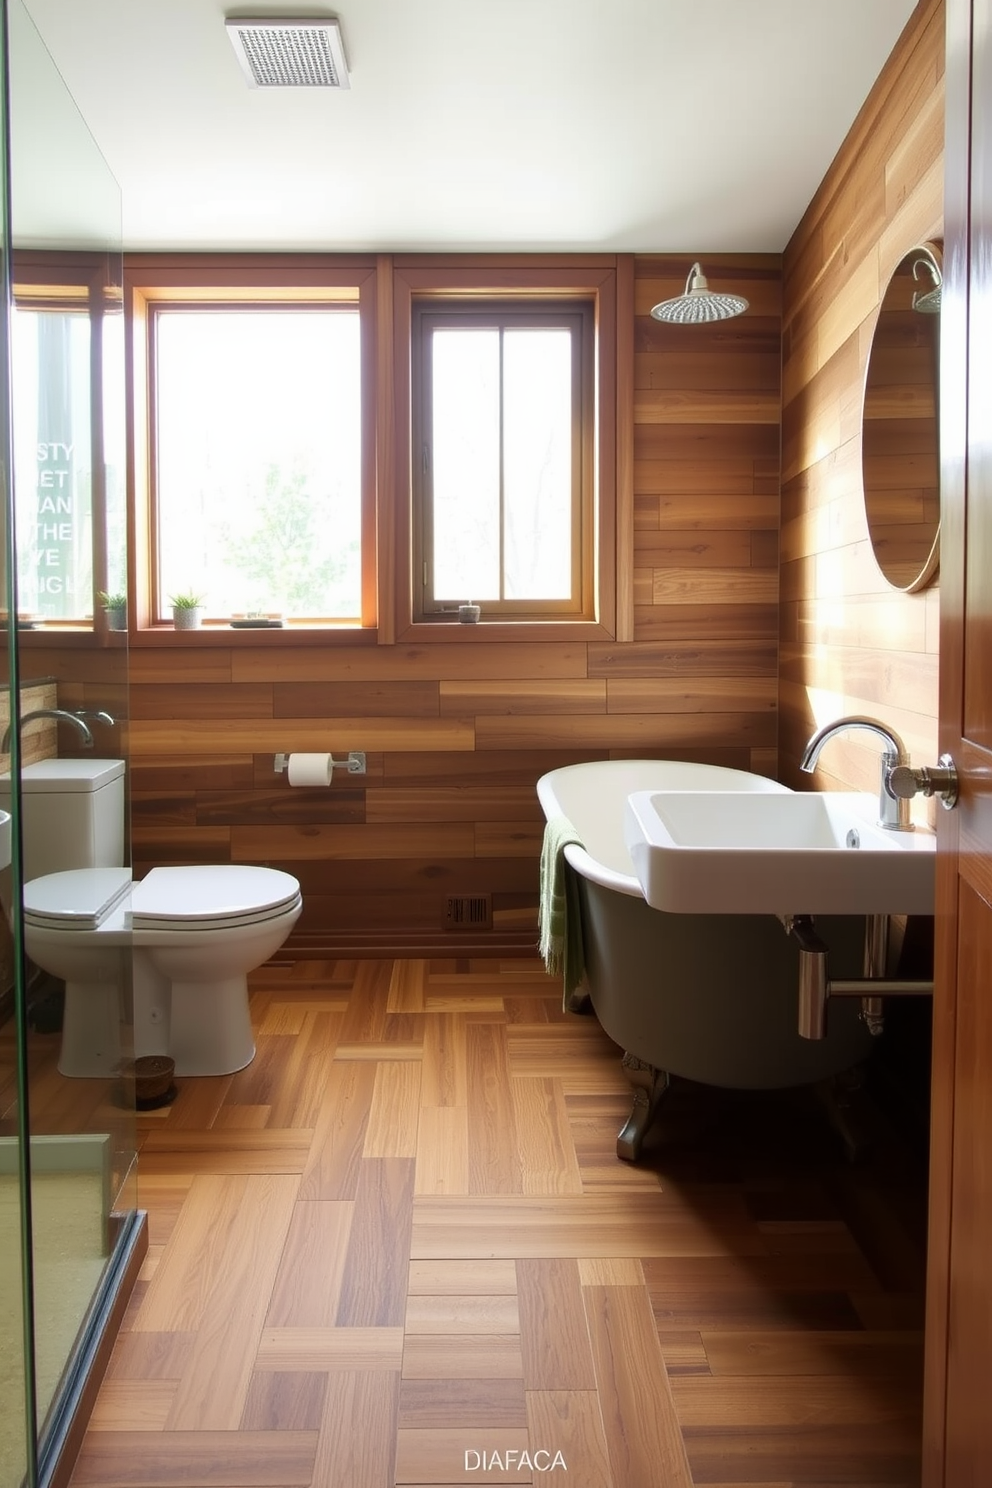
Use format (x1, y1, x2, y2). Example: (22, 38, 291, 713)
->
(128, 864, 301, 931)
(24, 868, 131, 930)
(23, 864, 301, 935)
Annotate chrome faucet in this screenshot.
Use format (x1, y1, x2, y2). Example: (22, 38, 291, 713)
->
(1, 708, 95, 753)
(72, 709, 116, 731)
(800, 715, 913, 832)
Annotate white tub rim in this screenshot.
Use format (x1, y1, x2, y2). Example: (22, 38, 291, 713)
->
(537, 758, 791, 897)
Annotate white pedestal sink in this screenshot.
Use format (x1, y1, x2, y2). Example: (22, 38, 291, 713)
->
(623, 788, 935, 917)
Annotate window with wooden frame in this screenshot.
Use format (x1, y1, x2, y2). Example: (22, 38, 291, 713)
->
(10, 253, 125, 626)
(126, 259, 378, 629)
(391, 259, 629, 640)
(412, 298, 594, 622)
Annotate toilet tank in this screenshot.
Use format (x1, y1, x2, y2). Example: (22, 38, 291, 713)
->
(0, 759, 125, 881)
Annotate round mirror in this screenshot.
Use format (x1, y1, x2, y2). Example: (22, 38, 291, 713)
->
(861, 241, 941, 592)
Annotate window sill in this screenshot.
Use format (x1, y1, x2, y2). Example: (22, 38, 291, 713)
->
(18, 623, 380, 647)
(399, 618, 617, 643)
(17, 618, 617, 646)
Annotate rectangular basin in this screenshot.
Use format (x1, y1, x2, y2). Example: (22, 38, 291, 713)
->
(623, 789, 936, 916)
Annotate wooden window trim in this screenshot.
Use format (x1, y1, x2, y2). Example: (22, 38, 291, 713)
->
(81, 250, 634, 649)
(123, 255, 379, 637)
(411, 298, 594, 623)
(389, 257, 631, 645)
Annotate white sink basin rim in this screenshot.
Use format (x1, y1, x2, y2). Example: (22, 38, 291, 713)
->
(623, 789, 935, 917)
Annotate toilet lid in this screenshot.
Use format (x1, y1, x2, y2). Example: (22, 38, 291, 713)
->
(128, 864, 301, 930)
(24, 867, 131, 929)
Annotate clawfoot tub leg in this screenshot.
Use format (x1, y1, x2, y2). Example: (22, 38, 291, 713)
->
(617, 1053, 670, 1161)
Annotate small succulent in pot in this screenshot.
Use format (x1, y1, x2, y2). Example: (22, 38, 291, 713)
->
(97, 590, 127, 630)
(168, 589, 206, 630)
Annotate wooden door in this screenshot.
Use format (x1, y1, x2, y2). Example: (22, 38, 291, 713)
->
(923, 0, 992, 1481)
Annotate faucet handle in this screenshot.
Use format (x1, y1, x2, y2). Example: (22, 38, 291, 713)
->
(888, 754, 959, 810)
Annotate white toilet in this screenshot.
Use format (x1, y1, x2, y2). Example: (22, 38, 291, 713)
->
(8, 760, 302, 1078)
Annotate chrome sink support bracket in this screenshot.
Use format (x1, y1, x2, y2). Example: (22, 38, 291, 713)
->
(784, 915, 933, 1041)
(861, 914, 889, 1036)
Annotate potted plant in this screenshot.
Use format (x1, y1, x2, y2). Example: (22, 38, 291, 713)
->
(169, 589, 206, 630)
(97, 590, 127, 631)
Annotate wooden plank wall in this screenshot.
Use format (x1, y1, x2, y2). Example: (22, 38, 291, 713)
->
(778, 0, 944, 801)
(20, 254, 781, 955)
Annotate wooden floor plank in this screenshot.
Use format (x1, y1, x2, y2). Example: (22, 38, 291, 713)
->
(255, 1326, 404, 1370)
(266, 1011, 343, 1129)
(512, 1077, 584, 1195)
(388, 959, 428, 1012)
(577, 1259, 644, 1288)
(584, 1284, 694, 1488)
(136, 1128, 312, 1176)
(682, 1422, 923, 1483)
(398, 1377, 528, 1428)
(407, 1259, 518, 1295)
(105, 1331, 195, 1382)
(525, 1389, 614, 1488)
(395, 1427, 532, 1484)
(401, 1334, 525, 1380)
(297, 1060, 377, 1201)
(134, 1174, 258, 1334)
(334, 1156, 416, 1326)
(422, 1012, 470, 1107)
(670, 1372, 922, 1427)
(415, 1104, 470, 1194)
(86, 1380, 177, 1431)
(648, 1286, 865, 1332)
(700, 1327, 925, 1377)
(70, 1429, 318, 1486)
(309, 1370, 399, 1488)
(467, 1022, 524, 1196)
(363, 1060, 424, 1158)
(411, 1194, 766, 1260)
(336, 958, 393, 1044)
(517, 1259, 597, 1390)
(212, 1104, 272, 1130)
(161, 1175, 299, 1430)
(239, 1371, 327, 1430)
(263, 1200, 354, 1328)
(405, 1294, 521, 1335)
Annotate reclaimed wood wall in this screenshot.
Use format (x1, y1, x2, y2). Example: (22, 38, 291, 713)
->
(778, 0, 943, 802)
(19, 255, 781, 954)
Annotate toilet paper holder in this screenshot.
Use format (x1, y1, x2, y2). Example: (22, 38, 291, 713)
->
(274, 751, 366, 775)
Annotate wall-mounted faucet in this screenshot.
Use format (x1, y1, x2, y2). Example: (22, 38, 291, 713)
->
(800, 714, 912, 832)
(1, 708, 102, 754)
(72, 709, 116, 732)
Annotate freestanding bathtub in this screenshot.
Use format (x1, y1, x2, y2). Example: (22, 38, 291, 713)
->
(536, 759, 874, 1158)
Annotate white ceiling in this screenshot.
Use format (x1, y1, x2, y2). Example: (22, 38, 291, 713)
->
(15, 0, 920, 254)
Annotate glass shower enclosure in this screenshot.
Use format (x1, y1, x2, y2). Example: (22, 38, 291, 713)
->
(0, 3, 140, 1485)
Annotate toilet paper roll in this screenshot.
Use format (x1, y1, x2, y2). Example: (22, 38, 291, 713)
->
(286, 753, 333, 787)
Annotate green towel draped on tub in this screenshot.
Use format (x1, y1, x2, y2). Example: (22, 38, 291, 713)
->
(539, 816, 591, 1013)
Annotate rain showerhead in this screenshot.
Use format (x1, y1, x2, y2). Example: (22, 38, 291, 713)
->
(650, 262, 749, 324)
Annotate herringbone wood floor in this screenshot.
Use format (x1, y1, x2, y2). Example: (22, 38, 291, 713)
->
(62, 958, 925, 1486)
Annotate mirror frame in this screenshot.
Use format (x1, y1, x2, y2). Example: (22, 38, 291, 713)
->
(861, 239, 942, 594)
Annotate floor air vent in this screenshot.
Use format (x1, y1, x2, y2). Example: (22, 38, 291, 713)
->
(444, 895, 492, 931)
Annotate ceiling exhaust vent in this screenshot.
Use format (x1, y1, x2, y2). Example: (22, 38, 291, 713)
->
(226, 17, 350, 89)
